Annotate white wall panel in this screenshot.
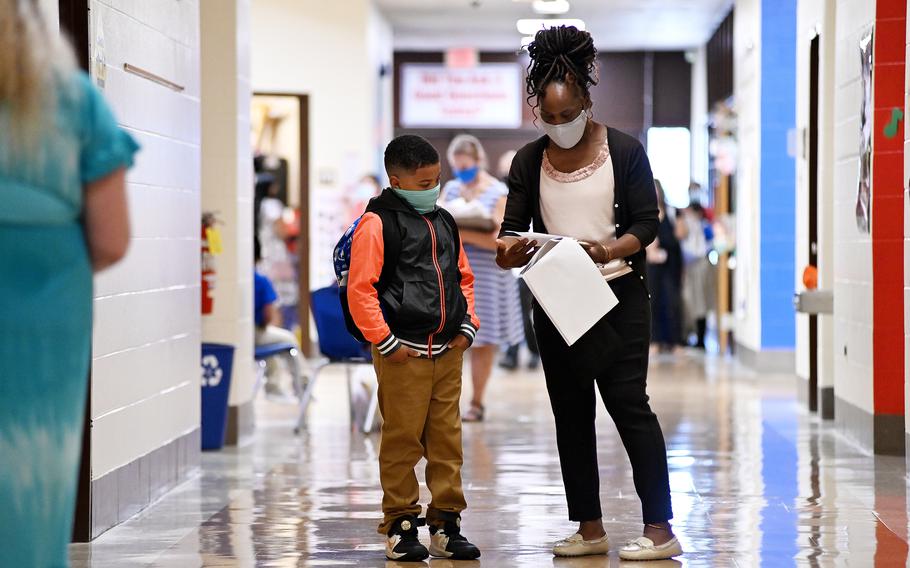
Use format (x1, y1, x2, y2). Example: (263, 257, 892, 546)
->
(832, 0, 875, 414)
(90, 0, 201, 478)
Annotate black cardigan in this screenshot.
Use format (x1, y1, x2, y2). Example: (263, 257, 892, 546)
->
(500, 127, 660, 284)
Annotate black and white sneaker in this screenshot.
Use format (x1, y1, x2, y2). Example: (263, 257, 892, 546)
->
(428, 516, 481, 560)
(386, 516, 429, 562)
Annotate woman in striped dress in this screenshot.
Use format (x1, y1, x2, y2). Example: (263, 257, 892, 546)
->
(443, 135, 524, 422)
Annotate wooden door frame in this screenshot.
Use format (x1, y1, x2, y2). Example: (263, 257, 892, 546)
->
(59, 0, 93, 543)
(253, 92, 312, 356)
(807, 33, 821, 413)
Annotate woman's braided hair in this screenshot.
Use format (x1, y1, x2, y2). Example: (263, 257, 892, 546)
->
(525, 25, 597, 111)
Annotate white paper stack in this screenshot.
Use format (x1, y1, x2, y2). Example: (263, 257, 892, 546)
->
(520, 238, 619, 346)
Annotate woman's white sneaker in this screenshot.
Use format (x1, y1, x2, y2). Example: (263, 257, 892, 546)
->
(618, 536, 683, 561)
(552, 533, 611, 557)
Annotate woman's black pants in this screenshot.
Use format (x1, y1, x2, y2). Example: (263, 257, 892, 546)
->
(533, 273, 673, 524)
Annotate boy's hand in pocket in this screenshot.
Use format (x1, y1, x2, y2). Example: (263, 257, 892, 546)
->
(448, 335, 470, 352)
(386, 347, 419, 365)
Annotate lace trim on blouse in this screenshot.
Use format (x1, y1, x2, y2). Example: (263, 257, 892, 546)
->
(542, 140, 611, 183)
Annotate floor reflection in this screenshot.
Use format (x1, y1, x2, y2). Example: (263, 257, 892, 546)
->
(70, 352, 910, 567)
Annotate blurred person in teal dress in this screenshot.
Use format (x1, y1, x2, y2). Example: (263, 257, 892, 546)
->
(0, 1, 139, 566)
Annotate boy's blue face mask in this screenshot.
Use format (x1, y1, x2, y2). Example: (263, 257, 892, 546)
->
(454, 166, 479, 185)
(392, 184, 440, 214)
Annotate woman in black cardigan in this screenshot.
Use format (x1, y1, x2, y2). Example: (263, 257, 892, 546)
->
(496, 26, 681, 561)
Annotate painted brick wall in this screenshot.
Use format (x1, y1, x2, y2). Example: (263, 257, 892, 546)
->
(795, 0, 837, 393)
(734, 0, 763, 352)
(759, 0, 797, 350)
(871, 0, 906, 419)
(89, 0, 201, 479)
(905, 0, 910, 433)
(833, 0, 876, 414)
(200, 0, 254, 410)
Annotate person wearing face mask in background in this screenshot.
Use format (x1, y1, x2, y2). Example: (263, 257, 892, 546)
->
(345, 173, 384, 225)
(441, 135, 524, 422)
(495, 26, 681, 561)
(495, 150, 541, 372)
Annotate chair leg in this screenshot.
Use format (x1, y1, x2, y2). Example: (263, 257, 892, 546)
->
(363, 382, 379, 434)
(253, 360, 267, 397)
(288, 348, 305, 399)
(295, 363, 324, 434)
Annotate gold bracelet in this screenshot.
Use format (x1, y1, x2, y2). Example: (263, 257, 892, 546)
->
(598, 243, 611, 263)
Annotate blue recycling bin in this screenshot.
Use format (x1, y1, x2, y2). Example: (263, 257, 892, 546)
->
(200, 343, 235, 450)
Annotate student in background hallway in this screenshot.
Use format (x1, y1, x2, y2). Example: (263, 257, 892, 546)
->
(496, 25, 681, 561)
(0, 1, 139, 565)
(442, 135, 524, 422)
(254, 238, 309, 398)
(345, 173, 383, 224)
(677, 184, 715, 349)
(496, 149, 540, 371)
(647, 179, 684, 353)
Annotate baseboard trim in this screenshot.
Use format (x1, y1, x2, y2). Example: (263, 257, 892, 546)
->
(225, 399, 255, 446)
(90, 428, 200, 540)
(835, 397, 905, 456)
(874, 414, 905, 456)
(735, 342, 795, 373)
(819, 387, 835, 420)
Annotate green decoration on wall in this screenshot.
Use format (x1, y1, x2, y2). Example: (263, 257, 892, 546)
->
(883, 107, 904, 139)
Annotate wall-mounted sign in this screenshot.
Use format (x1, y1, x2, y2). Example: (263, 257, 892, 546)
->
(400, 63, 522, 129)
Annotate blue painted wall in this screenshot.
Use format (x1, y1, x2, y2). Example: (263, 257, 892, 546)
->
(759, 0, 797, 349)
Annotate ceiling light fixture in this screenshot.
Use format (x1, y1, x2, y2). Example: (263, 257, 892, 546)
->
(516, 18, 585, 35)
(532, 0, 570, 15)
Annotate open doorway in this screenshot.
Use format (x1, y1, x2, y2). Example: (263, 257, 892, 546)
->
(252, 94, 312, 356)
(58, 0, 92, 543)
(806, 33, 820, 413)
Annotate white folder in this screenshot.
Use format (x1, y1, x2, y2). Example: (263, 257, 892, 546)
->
(520, 238, 619, 346)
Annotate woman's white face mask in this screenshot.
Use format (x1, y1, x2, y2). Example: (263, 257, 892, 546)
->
(541, 109, 587, 149)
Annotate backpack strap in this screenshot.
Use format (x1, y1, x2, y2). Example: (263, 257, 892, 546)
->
(437, 208, 461, 250)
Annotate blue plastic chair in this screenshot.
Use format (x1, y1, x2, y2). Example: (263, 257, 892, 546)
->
(253, 342, 305, 402)
(297, 285, 377, 433)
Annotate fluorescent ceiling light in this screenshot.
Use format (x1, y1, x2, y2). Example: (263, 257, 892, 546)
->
(516, 18, 585, 35)
(533, 0, 570, 15)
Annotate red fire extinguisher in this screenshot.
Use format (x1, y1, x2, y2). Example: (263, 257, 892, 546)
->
(201, 212, 218, 315)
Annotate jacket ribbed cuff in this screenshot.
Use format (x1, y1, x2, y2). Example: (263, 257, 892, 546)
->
(376, 333, 402, 356)
(459, 320, 478, 347)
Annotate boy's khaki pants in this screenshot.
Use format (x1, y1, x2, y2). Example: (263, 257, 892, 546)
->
(372, 346, 467, 535)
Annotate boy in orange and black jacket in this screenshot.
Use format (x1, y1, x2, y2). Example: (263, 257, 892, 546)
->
(348, 135, 481, 562)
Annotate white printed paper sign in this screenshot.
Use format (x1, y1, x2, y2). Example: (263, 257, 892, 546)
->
(400, 63, 522, 129)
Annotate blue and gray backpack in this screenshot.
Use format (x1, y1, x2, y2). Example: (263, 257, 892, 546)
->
(332, 209, 400, 343)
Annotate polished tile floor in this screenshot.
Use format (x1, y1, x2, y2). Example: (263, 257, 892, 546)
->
(70, 352, 908, 567)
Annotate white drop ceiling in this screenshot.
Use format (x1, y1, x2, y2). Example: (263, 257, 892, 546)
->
(376, 0, 734, 52)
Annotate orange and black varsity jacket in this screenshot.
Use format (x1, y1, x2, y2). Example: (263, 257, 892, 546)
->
(348, 188, 480, 359)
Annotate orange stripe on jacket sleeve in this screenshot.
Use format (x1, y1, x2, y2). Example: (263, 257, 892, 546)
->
(457, 241, 480, 329)
(348, 213, 393, 345)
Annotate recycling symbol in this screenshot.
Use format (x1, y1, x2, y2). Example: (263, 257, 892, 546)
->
(201, 354, 223, 387)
